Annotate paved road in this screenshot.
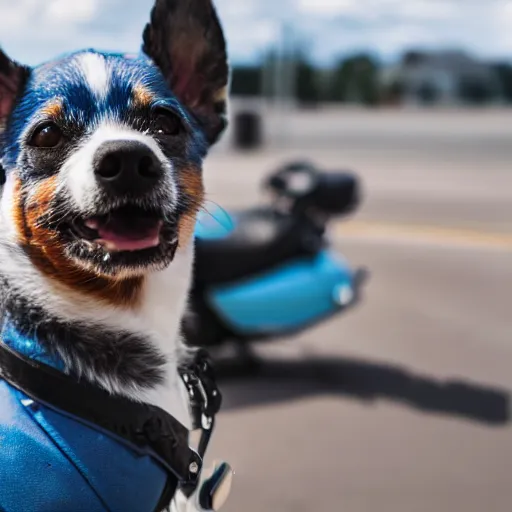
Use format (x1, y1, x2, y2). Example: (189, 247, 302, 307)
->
(200, 108, 512, 512)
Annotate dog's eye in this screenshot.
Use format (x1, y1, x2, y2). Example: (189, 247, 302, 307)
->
(30, 123, 63, 148)
(152, 110, 184, 137)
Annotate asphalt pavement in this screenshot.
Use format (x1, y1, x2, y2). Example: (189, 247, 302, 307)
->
(200, 107, 512, 512)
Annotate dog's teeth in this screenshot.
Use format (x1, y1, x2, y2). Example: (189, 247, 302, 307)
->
(103, 253, 111, 262)
(84, 219, 99, 229)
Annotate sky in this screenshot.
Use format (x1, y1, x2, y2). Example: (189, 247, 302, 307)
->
(0, 0, 511, 66)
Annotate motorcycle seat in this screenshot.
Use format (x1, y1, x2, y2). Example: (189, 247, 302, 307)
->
(266, 166, 360, 216)
(194, 208, 313, 285)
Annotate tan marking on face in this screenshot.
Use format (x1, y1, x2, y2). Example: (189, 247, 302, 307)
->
(177, 166, 204, 250)
(12, 176, 143, 308)
(178, 212, 198, 250)
(41, 100, 63, 118)
(132, 85, 154, 108)
(179, 166, 204, 202)
(213, 86, 228, 103)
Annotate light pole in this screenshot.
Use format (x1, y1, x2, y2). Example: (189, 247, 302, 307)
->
(272, 15, 298, 146)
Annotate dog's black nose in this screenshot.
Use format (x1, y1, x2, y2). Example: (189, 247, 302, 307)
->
(94, 140, 163, 195)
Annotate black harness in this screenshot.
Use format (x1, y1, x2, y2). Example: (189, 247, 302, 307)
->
(0, 342, 221, 511)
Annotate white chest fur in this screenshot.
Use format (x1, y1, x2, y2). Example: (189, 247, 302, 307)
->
(0, 171, 195, 427)
(135, 244, 195, 428)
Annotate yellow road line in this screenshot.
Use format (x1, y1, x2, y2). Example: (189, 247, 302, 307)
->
(334, 221, 512, 250)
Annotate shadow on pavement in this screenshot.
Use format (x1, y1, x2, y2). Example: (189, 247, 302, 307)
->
(215, 355, 510, 426)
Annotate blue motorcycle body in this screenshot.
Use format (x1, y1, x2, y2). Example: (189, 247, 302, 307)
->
(188, 202, 362, 345)
(205, 248, 355, 337)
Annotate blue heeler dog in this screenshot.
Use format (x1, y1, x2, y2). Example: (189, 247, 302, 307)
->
(0, 0, 233, 510)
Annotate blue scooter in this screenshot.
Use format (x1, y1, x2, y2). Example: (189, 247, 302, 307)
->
(182, 161, 367, 353)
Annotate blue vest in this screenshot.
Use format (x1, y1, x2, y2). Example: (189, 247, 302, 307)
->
(0, 324, 171, 512)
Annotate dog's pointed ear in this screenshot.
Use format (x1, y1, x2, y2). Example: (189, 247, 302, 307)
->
(0, 49, 30, 130)
(142, 0, 229, 146)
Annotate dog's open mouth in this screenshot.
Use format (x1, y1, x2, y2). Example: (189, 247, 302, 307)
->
(61, 202, 179, 273)
(72, 205, 166, 253)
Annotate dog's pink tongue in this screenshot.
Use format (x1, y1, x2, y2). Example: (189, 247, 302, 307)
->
(87, 219, 162, 251)
(97, 227, 161, 251)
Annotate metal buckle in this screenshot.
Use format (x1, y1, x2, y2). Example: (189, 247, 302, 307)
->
(181, 351, 222, 459)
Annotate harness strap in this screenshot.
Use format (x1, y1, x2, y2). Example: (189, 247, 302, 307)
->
(0, 343, 221, 510)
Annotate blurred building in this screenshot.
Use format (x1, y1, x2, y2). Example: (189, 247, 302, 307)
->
(380, 50, 504, 106)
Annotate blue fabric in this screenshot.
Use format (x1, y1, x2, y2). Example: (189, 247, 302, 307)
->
(1, 322, 64, 370)
(0, 326, 169, 512)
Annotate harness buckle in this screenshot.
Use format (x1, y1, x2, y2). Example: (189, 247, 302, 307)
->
(180, 349, 222, 459)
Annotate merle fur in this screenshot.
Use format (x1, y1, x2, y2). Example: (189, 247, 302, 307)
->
(0, 0, 230, 402)
(0, 50, 204, 388)
(0, 275, 167, 390)
(2, 52, 209, 177)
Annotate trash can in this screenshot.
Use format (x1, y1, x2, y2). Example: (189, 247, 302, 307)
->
(233, 110, 262, 150)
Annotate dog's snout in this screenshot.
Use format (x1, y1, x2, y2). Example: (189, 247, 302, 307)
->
(93, 140, 163, 195)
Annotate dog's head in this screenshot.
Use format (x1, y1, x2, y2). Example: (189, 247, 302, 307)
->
(0, 0, 228, 305)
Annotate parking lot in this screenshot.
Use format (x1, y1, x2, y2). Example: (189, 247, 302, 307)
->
(202, 107, 512, 512)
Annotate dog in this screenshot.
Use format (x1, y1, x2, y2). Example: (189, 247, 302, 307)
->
(0, 0, 231, 511)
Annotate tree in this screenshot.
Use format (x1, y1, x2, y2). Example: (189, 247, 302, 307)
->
(259, 46, 321, 105)
(492, 62, 512, 103)
(458, 76, 494, 105)
(294, 52, 320, 106)
(328, 53, 380, 105)
(230, 65, 262, 97)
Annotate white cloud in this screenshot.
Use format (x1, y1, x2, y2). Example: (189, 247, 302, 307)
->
(296, 0, 512, 62)
(45, 0, 99, 23)
(0, 0, 99, 32)
(0, 0, 510, 66)
(0, 0, 152, 64)
(299, 0, 359, 16)
(400, 1, 457, 21)
(299, 0, 456, 21)
(0, 0, 40, 35)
